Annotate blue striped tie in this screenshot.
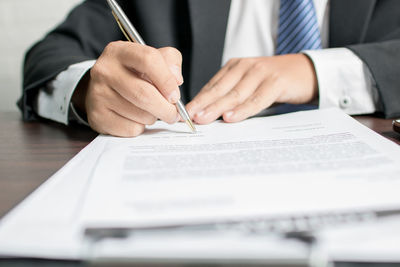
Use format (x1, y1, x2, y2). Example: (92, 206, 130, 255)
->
(276, 0, 322, 55)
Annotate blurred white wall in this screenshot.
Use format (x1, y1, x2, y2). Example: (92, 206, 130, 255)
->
(0, 0, 83, 111)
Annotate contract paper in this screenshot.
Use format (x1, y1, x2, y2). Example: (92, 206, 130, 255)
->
(1, 108, 400, 262)
(81, 108, 400, 231)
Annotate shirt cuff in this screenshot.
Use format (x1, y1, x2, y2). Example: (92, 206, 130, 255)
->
(34, 60, 96, 125)
(303, 48, 382, 115)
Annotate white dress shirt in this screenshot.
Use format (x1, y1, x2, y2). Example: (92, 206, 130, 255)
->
(34, 0, 380, 125)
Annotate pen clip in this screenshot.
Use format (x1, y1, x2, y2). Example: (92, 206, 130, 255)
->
(111, 11, 133, 42)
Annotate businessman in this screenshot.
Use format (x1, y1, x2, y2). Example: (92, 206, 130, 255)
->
(20, 0, 400, 137)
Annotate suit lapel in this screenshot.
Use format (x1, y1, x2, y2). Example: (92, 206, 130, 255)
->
(187, 0, 231, 100)
(329, 0, 376, 47)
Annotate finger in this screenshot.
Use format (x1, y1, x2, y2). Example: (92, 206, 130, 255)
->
(92, 62, 179, 124)
(159, 47, 184, 85)
(223, 80, 280, 123)
(185, 59, 239, 117)
(107, 87, 157, 126)
(111, 42, 181, 104)
(193, 71, 262, 124)
(201, 58, 240, 90)
(186, 59, 247, 118)
(89, 108, 145, 138)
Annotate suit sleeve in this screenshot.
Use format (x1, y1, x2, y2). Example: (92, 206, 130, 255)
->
(348, 39, 400, 118)
(19, 0, 123, 121)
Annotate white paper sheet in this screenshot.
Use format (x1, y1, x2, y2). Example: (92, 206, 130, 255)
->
(0, 129, 308, 262)
(1, 108, 400, 262)
(81, 108, 400, 231)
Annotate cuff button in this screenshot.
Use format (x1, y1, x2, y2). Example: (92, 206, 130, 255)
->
(339, 96, 351, 108)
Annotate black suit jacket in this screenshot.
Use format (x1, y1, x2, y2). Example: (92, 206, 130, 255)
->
(20, 0, 400, 120)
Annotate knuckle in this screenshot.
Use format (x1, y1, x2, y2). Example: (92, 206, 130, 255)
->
(250, 94, 263, 108)
(117, 123, 145, 138)
(210, 82, 225, 95)
(131, 83, 151, 107)
(239, 58, 255, 69)
(252, 61, 267, 73)
(227, 57, 240, 66)
(268, 71, 280, 85)
(244, 57, 257, 65)
(104, 41, 123, 54)
(141, 46, 161, 65)
(227, 58, 243, 70)
(88, 81, 108, 100)
(128, 123, 145, 137)
(161, 74, 178, 92)
(90, 62, 108, 80)
(229, 89, 242, 105)
(147, 116, 157, 125)
(230, 88, 242, 99)
(162, 47, 182, 61)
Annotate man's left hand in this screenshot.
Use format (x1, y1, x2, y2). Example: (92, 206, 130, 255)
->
(186, 54, 318, 124)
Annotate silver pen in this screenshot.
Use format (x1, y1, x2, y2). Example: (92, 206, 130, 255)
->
(106, 0, 196, 133)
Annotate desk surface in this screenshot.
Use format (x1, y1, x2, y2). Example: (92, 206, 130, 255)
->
(0, 111, 400, 218)
(0, 112, 97, 218)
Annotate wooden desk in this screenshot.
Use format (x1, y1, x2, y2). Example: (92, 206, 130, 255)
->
(0, 111, 399, 219)
(0, 112, 97, 218)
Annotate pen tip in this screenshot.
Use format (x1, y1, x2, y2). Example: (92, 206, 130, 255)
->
(186, 120, 197, 133)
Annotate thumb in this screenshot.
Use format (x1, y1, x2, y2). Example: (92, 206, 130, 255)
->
(158, 47, 184, 86)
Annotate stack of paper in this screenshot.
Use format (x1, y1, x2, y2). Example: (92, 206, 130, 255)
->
(0, 108, 399, 264)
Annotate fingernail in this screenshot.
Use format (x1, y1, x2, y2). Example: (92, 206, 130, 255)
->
(168, 90, 180, 103)
(225, 111, 234, 118)
(170, 65, 184, 85)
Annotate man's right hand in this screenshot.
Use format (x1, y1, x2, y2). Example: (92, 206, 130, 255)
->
(73, 41, 184, 137)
